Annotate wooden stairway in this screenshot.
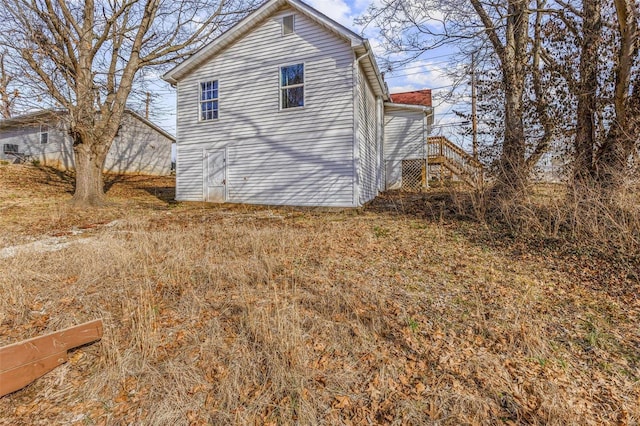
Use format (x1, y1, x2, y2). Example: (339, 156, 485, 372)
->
(427, 136, 484, 188)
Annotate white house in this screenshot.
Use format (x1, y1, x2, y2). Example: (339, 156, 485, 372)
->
(163, 0, 433, 207)
(0, 109, 175, 176)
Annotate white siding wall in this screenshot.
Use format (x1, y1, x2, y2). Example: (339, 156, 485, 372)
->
(176, 146, 204, 201)
(105, 114, 173, 175)
(377, 98, 386, 192)
(175, 7, 356, 207)
(0, 114, 173, 175)
(356, 64, 379, 205)
(383, 107, 426, 189)
(0, 123, 72, 167)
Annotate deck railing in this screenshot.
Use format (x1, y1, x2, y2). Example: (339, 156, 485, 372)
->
(427, 136, 483, 187)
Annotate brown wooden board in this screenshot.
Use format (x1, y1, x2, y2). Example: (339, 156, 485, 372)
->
(0, 319, 103, 397)
(0, 352, 68, 397)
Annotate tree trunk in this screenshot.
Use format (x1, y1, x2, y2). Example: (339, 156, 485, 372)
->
(0, 52, 14, 119)
(573, 0, 601, 187)
(499, 69, 527, 194)
(593, 0, 638, 191)
(71, 140, 108, 207)
(595, 129, 632, 191)
(494, 0, 530, 197)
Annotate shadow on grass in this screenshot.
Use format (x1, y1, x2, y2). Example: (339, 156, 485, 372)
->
(104, 174, 128, 193)
(139, 186, 176, 204)
(365, 189, 477, 222)
(34, 165, 177, 205)
(35, 166, 76, 194)
(34, 166, 129, 195)
(366, 189, 640, 292)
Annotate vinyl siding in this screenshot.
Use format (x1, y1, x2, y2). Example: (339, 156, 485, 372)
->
(0, 114, 173, 175)
(227, 135, 353, 207)
(105, 114, 173, 175)
(357, 64, 379, 205)
(176, 146, 204, 201)
(384, 107, 426, 160)
(377, 99, 386, 192)
(0, 123, 71, 167)
(383, 106, 426, 189)
(175, 6, 356, 207)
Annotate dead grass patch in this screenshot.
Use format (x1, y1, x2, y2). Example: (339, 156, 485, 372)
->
(0, 165, 638, 425)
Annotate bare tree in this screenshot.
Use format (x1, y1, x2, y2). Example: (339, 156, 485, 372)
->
(0, 50, 19, 119)
(0, 0, 257, 206)
(595, 0, 639, 188)
(362, 0, 639, 196)
(572, 0, 602, 185)
(470, 0, 531, 194)
(543, 0, 639, 190)
(361, 0, 555, 196)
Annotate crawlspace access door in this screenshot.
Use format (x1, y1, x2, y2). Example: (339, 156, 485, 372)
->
(204, 149, 226, 202)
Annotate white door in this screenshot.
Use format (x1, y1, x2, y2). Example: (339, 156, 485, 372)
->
(204, 149, 226, 202)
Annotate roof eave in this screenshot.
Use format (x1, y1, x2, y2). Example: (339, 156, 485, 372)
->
(354, 41, 390, 101)
(124, 109, 176, 142)
(287, 0, 363, 45)
(384, 102, 433, 113)
(163, 0, 366, 85)
(0, 109, 64, 129)
(163, 0, 284, 84)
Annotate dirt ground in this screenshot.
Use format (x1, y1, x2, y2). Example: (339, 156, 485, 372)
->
(0, 164, 638, 425)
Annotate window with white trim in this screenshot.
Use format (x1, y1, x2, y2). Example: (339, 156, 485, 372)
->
(200, 80, 219, 120)
(40, 125, 48, 144)
(282, 15, 295, 35)
(280, 64, 304, 109)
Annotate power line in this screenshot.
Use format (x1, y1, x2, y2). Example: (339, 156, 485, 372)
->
(430, 121, 469, 128)
(389, 83, 463, 91)
(433, 101, 455, 125)
(436, 111, 471, 116)
(385, 70, 439, 78)
(404, 52, 461, 61)
(384, 83, 470, 94)
(384, 58, 455, 73)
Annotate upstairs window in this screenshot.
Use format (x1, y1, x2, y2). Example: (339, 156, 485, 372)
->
(280, 64, 304, 109)
(282, 15, 295, 35)
(200, 80, 219, 121)
(40, 125, 49, 144)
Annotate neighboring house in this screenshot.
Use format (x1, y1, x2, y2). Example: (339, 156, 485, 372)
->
(163, 0, 433, 207)
(385, 90, 434, 190)
(0, 110, 175, 175)
(391, 90, 432, 107)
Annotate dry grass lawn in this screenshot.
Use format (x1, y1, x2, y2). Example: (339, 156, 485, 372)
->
(0, 164, 638, 425)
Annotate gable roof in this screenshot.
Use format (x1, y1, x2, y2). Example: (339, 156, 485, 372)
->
(0, 109, 61, 129)
(0, 109, 175, 142)
(390, 90, 432, 107)
(163, 0, 389, 100)
(124, 110, 176, 142)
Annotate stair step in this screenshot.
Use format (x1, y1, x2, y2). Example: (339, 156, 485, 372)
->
(427, 136, 483, 188)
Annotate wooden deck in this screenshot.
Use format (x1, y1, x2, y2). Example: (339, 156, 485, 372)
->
(427, 136, 484, 188)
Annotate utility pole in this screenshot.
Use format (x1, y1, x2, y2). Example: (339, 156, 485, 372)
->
(471, 53, 478, 160)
